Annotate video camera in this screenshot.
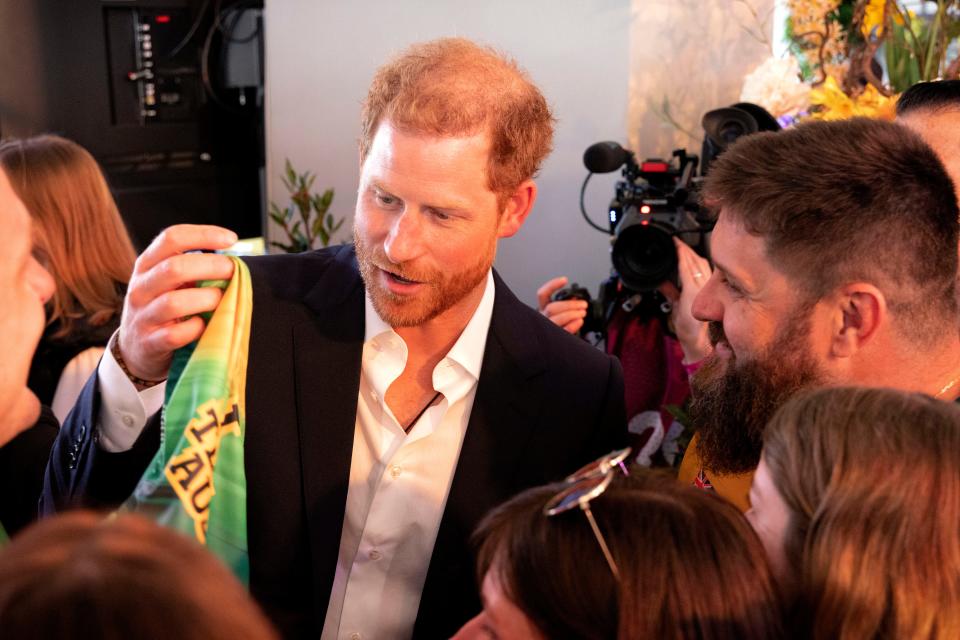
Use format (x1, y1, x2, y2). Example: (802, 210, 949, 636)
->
(553, 103, 780, 336)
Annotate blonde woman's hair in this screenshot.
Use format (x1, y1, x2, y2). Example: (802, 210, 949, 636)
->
(763, 386, 960, 639)
(0, 135, 136, 338)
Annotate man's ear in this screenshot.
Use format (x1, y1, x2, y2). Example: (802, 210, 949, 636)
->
(830, 283, 887, 357)
(497, 179, 537, 238)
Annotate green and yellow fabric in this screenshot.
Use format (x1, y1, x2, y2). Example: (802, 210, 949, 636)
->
(123, 257, 252, 582)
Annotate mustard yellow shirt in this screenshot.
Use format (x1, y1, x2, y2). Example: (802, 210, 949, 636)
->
(677, 433, 754, 512)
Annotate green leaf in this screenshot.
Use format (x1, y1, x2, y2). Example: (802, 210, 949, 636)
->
(274, 157, 340, 248)
(270, 240, 295, 253)
(331, 218, 344, 233)
(312, 194, 328, 216)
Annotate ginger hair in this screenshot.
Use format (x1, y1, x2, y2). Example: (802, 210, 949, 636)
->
(0, 135, 136, 338)
(360, 37, 555, 202)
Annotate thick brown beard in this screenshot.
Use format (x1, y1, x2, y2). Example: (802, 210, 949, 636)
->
(354, 227, 495, 327)
(689, 311, 825, 475)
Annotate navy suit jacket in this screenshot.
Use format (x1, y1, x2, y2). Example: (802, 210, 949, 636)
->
(43, 245, 626, 639)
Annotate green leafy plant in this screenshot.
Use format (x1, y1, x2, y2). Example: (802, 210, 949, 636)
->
(269, 159, 345, 253)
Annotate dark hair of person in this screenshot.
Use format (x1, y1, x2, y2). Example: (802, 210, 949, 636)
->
(702, 117, 958, 347)
(763, 386, 960, 638)
(896, 79, 960, 116)
(473, 469, 783, 640)
(0, 511, 278, 640)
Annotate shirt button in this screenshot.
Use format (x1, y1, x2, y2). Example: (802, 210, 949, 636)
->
(369, 549, 381, 560)
(122, 414, 134, 427)
(370, 391, 379, 403)
(390, 465, 402, 479)
(350, 633, 362, 640)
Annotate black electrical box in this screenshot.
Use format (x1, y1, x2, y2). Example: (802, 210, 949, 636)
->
(0, 0, 264, 249)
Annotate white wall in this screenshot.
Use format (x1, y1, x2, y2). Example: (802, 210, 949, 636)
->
(264, 0, 630, 307)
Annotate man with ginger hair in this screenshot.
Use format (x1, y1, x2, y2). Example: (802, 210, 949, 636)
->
(44, 38, 626, 638)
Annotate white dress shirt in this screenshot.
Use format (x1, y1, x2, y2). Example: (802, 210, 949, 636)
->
(96, 333, 166, 452)
(322, 271, 494, 640)
(95, 271, 496, 640)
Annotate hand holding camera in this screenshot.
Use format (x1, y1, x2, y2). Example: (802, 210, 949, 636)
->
(538, 276, 588, 335)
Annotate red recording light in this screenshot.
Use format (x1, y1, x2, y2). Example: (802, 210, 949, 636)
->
(640, 205, 652, 214)
(640, 220, 650, 226)
(640, 161, 669, 172)
(155, 14, 171, 23)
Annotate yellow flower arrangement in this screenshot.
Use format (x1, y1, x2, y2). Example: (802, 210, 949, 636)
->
(807, 76, 899, 120)
(766, 0, 959, 125)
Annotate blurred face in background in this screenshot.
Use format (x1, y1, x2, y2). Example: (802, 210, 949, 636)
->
(0, 168, 54, 442)
(746, 455, 793, 589)
(899, 108, 960, 191)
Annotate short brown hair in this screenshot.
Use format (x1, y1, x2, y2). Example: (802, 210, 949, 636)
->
(474, 470, 783, 639)
(763, 386, 960, 638)
(703, 118, 959, 346)
(0, 135, 136, 338)
(0, 511, 278, 639)
(359, 38, 554, 199)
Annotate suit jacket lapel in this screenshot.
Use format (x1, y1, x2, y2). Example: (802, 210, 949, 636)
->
(293, 248, 365, 625)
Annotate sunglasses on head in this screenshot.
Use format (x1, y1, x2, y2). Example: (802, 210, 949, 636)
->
(543, 447, 631, 580)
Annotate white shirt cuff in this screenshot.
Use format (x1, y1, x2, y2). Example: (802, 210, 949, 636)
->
(96, 331, 166, 452)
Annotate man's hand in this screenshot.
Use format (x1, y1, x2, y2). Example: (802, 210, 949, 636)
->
(537, 276, 587, 335)
(118, 225, 238, 382)
(659, 239, 712, 363)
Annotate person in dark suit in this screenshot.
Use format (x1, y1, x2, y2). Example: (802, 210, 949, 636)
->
(43, 38, 626, 639)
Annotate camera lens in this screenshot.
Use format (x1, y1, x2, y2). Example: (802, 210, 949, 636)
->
(718, 121, 748, 145)
(611, 220, 678, 292)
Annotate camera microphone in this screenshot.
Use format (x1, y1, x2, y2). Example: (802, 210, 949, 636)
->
(583, 141, 631, 173)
